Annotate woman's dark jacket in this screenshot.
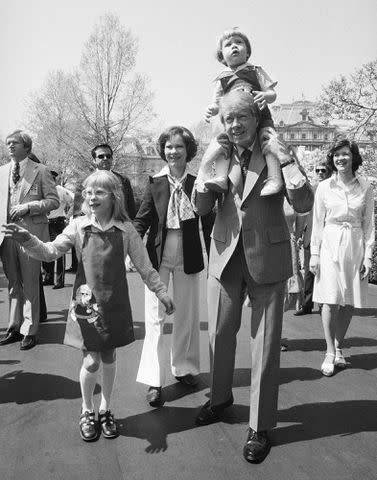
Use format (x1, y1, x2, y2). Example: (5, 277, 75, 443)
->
(133, 173, 215, 274)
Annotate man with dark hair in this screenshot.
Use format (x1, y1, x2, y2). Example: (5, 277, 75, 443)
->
(0, 131, 59, 349)
(72, 143, 136, 219)
(294, 159, 332, 316)
(193, 90, 313, 463)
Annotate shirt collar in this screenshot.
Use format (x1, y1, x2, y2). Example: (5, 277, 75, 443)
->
(235, 139, 256, 157)
(217, 61, 252, 77)
(11, 157, 28, 167)
(329, 173, 368, 190)
(80, 215, 129, 233)
(153, 164, 189, 180)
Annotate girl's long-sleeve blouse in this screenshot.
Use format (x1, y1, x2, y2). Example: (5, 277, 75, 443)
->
(22, 215, 169, 301)
(311, 175, 375, 260)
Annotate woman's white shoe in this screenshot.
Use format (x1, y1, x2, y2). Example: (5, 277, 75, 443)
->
(321, 353, 335, 377)
(335, 348, 347, 369)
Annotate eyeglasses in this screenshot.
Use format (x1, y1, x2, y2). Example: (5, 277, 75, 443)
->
(96, 154, 112, 160)
(82, 188, 111, 198)
(315, 168, 327, 173)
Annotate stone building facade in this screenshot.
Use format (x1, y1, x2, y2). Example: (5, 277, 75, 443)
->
(272, 99, 337, 151)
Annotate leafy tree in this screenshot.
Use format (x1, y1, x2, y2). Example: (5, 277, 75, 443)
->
(27, 70, 90, 186)
(316, 60, 377, 140)
(27, 13, 154, 185)
(0, 139, 8, 166)
(73, 13, 154, 153)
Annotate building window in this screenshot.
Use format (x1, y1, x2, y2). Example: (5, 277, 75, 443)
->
(324, 134, 328, 141)
(290, 133, 295, 140)
(313, 133, 318, 140)
(301, 133, 306, 140)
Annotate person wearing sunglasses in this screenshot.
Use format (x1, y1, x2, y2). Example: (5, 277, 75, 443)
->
(72, 144, 136, 221)
(294, 160, 331, 316)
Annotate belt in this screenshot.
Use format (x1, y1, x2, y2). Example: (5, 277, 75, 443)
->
(325, 220, 361, 228)
(325, 221, 361, 262)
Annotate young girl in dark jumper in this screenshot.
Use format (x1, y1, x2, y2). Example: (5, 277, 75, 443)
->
(3, 170, 174, 442)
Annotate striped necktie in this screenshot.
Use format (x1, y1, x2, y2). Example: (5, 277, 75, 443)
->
(12, 162, 20, 184)
(240, 149, 251, 181)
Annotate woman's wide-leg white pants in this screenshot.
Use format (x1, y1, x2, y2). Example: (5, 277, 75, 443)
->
(136, 229, 205, 387)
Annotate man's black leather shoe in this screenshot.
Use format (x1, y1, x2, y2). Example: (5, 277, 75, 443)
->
(146, 386, 163, 407)
(243, 428, 271, 464)
(294, 307, 312, 316)
(0, 330, 23, 346)
(195, 394, 234, 426)
(175, 374, 198, 386)
(20, 335, 36, 350)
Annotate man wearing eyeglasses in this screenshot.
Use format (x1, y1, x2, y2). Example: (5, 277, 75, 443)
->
(72, 144, 136, 220)
(295, 160, 331, 316)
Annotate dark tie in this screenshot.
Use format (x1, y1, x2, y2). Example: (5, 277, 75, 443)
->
(12, 162, 20, 184)
(240, 149, 251, 182)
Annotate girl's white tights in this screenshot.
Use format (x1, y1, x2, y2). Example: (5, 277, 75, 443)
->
(99, 360, 117, 412)
(80, 350, 117, 413)
(80, 364, 98, 413)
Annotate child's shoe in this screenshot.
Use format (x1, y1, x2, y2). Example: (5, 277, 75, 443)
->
(204, 176, 228, 193)
(98, 410, 119, 438)
(79, 411, 99, 442)
(260, 176, 283, 196)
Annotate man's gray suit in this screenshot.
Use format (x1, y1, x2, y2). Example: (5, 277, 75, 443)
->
(194, 140, 313, 431)
(0, 159, 59, 335)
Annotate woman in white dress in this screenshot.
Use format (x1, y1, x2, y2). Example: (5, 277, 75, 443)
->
(310, 138, 375, 376)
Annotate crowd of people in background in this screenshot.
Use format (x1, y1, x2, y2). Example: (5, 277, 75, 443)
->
(0, 27, 375, 466)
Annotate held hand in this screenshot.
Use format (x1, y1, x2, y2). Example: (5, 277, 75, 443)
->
(360, 258, 372, 280)
(2, 223, 32, 243)
(204, 105, 219, 123)
(161, 296, 175, 315)
(9, 204, 29, 221)
(309, 254, 320, 276)
(253, 91, 267, 111)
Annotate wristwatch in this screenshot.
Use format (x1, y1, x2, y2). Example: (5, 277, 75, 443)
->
(280, 159, 295, 169)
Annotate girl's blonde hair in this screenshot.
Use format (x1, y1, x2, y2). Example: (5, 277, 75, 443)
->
(82, 170, 129, 221)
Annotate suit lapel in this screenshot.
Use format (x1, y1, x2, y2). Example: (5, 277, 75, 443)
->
(19, 159, 38, 202)
(241, 141, 266, 204)
(151, 176, 170, 223)
(0, 163, 11, 245)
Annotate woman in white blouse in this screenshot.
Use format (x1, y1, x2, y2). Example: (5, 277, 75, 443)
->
(310, 138, 375, 376)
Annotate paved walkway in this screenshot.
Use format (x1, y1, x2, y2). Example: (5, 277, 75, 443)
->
(0, 268, 376, 480)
